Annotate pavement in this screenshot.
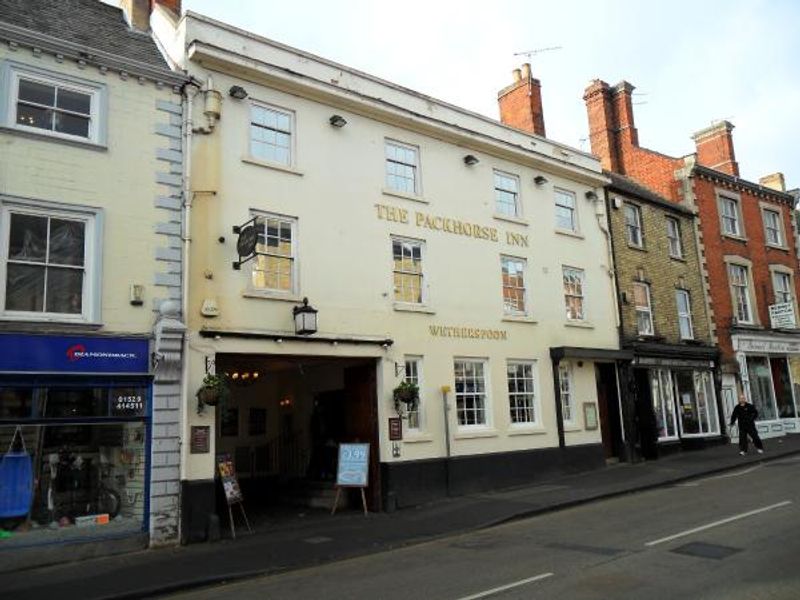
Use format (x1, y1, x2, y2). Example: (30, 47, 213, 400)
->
(3, 435, 800, 600)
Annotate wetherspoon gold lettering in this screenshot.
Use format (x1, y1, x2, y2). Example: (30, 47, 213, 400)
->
(429, 325, 508, 340)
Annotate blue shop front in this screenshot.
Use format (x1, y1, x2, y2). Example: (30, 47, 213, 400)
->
(0, 333, 152, 558)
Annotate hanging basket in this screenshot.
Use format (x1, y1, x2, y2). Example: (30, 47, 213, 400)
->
(197, 386, 220, 406)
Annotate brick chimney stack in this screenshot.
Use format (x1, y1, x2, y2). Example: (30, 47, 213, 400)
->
(498, 63, 546, 137)
(759, 172, 786, 192)
(583, 79, 617, 171)
(692, 121, 739, 177)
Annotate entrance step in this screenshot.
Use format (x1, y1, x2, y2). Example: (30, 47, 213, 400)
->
(279, 480, 348, 510)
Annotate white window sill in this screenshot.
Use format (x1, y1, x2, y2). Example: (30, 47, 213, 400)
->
(382, 188, 428, 204)
(242, 290, 303, 303)
(242, 156, 304, 176)
(722, 233, 747, 243)
(507, 426, 547, 436)
(453, 428, 499, 440)
(565, 320, 594, 329)
(493, 214, 529, 226)
(0, 316, 102, 328)
(563, 425, 582, 432)
(402, 434, 433, 443)
(0, 125, 107, 151)
(555, 228, 584, 239)
(766, 243, 789, 252)
(502, 315, 537, 324)
(669, 255, 686, 262)
(393, 302, 435, 314)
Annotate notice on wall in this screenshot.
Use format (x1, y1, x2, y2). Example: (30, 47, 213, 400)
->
(336, 443, 370, 488)
(769, 302, 797, 329)
(190, 426, 210, 454)
(217, 453, 244, 504)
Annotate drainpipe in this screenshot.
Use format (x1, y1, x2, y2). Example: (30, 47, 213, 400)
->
(441, 386, 452, 495)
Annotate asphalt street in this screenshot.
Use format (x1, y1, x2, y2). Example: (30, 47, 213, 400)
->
(166, 454, 800, 600)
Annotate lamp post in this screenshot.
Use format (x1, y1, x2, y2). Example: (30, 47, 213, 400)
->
(293, 297, 318, 335)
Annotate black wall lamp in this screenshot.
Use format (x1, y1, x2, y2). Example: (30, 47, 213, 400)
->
(463, 154, 480, 166)
(329, 114, 347, 128)
(534, 175, 548, 185)
(228, 85, 248, 100)
(293, 297, 318, 335)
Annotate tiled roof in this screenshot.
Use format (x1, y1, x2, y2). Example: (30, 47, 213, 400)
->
(0, 0, 170, 70)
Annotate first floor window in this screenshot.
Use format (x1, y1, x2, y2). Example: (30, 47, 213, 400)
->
(404, 357, 422, 430)
(773, 271, 793, 305)
(250, 104, 292, 165)
(633, 282, 653, 335)
(676, 289, 694, 340)
(454, 359, 488, 427)
(494, 171, 520, 217)
(2, 205, 94, 319)
(650, 369, 678, 440)
(558, 363, 573, 423)
(501, 256, 527, 315)
(554, 189, 577, 231)
(563, 267, 585, 321)
(728, 263, 753, 324)
(385, 140, 419, 195)
(392, 237, 424, 303)
(666, 217, 683, 258)
(252, 214, 296, 293)
(507, 361, 536, 424)
(624, 203, 643, 247)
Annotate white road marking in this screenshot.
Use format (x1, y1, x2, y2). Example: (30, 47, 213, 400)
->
(456, 573, 554, 600)
(645, 500, 793, 547)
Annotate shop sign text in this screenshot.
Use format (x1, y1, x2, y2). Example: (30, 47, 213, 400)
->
(429, 325, 508, 340)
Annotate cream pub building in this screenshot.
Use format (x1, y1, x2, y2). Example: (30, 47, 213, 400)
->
(152, 5, 624, 540)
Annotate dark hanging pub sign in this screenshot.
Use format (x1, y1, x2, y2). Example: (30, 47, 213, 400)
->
(232, 217, 259, 270)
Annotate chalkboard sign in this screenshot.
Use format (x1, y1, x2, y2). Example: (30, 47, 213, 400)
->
(336, 443, 370, 488)
(216, 453, 243, 504)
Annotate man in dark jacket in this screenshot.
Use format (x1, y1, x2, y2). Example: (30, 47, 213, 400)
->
(729, 390, 764, 456)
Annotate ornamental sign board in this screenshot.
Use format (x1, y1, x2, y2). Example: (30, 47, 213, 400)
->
(769, 302, 796, 329)
(232, 217, 259, 270)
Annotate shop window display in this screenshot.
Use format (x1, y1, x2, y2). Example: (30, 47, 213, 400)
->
(0, 383, 148, 544)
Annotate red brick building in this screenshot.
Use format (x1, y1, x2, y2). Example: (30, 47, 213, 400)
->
(584, 79, 800, 441)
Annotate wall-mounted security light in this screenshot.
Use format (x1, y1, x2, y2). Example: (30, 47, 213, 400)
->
(463, 154, 480, 166)
(534, 175, 548, 185)
(585, 191, 599, 201)
(228, 85, 248, 100)
(329, 114, 347, 128)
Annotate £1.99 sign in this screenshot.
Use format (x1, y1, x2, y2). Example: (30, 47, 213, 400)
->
(112, 394, 145, 416)
(336, 443, 370, 488)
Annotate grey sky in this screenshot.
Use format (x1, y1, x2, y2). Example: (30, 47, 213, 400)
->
(182, 0, 800, 190)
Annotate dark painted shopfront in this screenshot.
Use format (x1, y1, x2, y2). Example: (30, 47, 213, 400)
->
(0, 334, 151, 569)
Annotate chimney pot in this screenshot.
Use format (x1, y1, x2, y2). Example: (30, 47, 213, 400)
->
(512, 68, 522, 83)
(521, 63, 531, 80)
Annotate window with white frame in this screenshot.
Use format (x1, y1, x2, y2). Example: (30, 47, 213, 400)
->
(385, 140, 419, 195)
(1, 203, 98, 321)
(666, 217, 683, 258)
(454, 359, 488, 427)
(507, 361, 537, 425)
(728, 263, 753, 324)
(6, 63, 105, 144)
(404, 357, 423, 430)
(676, 289, 694, 340)
(650, 369, 678, 440)
(558, 362, 573, 423)
(494, 171, 520, 218)
(250, 104, 293, 165)
(633, 282, 654, 335)
(392, 237, 424, 304)
(554, 189, 577, 231)
(624, 203, 644, 247)
(501, 256, 527, 315)
(251, 214, 296, 293)
(762, 208, 783, 247)
(562, 266, 585, 321)
(773, 271, 793, 305)
(719, 196, 742, 237)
